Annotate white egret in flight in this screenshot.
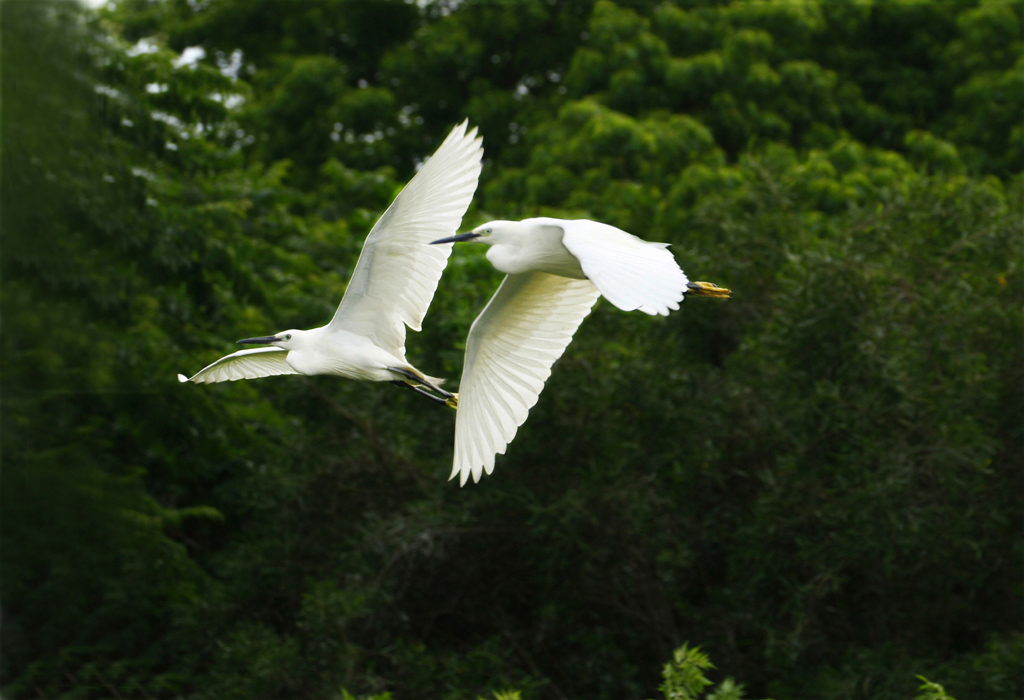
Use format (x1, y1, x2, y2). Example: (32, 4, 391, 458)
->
(432, 217, 730, 484)
(178, 120, 484, 408)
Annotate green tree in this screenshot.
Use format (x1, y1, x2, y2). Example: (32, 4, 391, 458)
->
(4, 1, 1021, 699)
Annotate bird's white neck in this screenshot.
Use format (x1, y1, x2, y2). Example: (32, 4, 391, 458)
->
(483, 222, 586, 279)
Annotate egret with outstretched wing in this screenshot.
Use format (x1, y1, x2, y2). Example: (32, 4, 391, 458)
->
(178, 120, 484, 408)
(433, 217, 730, 483)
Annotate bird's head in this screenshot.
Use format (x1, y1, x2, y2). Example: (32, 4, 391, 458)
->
(430, 220, 518, 246)
(236, 329, 304, 349)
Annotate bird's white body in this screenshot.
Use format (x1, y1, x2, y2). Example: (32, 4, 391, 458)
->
(481, 220, 587, 279)
(178, 120, 482, 401)
(280, 329, 400, 381)
(477, 217, 688, 315)
(276, 328, 442, 384)
(439, 216, 699, 485)
(179, 327, 444, 386)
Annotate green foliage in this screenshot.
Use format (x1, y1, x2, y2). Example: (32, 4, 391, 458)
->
(4, 1, 1022, 699)
(652, 644, 759, 700)
(657, 644, 714, 700)
(914, 677, 956, 700)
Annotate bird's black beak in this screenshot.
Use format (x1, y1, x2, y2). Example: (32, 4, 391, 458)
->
(237, 335, 280, 345)
(430, 232, 481, 245)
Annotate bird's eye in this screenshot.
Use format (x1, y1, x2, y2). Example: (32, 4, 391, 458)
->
(486, 228, 492, 234)
(286, 334, 292, 340)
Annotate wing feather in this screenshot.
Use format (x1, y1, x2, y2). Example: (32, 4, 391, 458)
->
(178, 347, 298, 384)
(559, 219, 689, 316)
(329, 120, 484, 354)
(452, 272, 601, 485)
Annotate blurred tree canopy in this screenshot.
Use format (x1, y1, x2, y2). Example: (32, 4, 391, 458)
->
(1, 1, 1021, 699)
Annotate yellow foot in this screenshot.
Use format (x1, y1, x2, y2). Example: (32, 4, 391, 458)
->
(687, 281, 732, 299)
(445, 393, 459, 410)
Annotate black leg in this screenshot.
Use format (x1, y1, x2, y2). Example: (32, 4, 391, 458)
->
(386, 366, 454, 398)
(390, 380, 448, 406)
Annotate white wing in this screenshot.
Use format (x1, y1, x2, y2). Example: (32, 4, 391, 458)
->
(452, 272, 601, 486)
(177, 347, 299, 384)
(558, 219, 689, 316)
(329, 120, 484, 355)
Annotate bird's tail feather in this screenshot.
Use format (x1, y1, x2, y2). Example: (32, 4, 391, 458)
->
(403, 367, 446, 389)
(417, 373, 447, 389)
